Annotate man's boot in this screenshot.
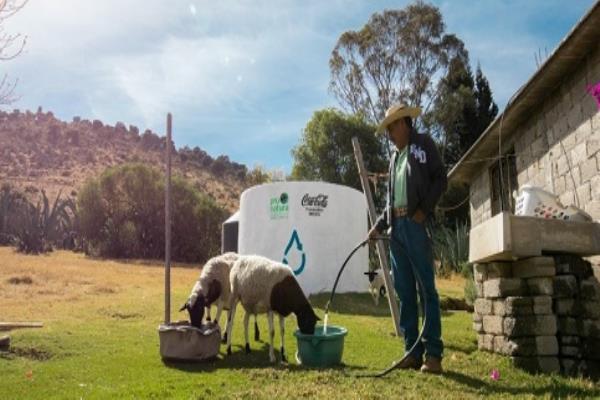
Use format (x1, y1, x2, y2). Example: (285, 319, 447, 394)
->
(420, 356, 443, 374)
(395, 355, 422, 370)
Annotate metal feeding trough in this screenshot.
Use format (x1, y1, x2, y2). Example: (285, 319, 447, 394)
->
(294, 325, 348, 367)
(158, 321, 221, 362)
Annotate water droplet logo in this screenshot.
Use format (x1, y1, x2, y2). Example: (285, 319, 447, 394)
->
(282, 229, 306, 276)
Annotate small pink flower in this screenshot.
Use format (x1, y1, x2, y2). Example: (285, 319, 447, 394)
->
(587, 82, 600, 109)
(490, 369, 500, 381)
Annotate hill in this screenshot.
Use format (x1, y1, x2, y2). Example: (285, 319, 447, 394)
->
(0, 107, 250, 212)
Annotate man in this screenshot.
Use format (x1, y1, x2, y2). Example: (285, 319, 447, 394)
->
(368, 103, 447, 374)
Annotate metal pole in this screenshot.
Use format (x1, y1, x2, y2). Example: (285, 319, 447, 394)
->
(352, 137, 401, 337)
(165, 113, 172, 325)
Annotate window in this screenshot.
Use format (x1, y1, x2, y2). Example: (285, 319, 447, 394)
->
(490, 148, 518, 216)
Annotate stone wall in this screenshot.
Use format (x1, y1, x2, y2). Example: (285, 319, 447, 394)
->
(473, 255, 600, 377)
(469, 44, 600, 228)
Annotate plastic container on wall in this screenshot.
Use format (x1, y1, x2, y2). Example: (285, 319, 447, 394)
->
(515, 184, 592, 222)
(238, 181, 369, 295)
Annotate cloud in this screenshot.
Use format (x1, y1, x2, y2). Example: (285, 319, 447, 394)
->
(1, 0, 595, 171)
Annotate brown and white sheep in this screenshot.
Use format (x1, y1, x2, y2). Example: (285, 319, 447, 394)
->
(225, 255, 319, 363)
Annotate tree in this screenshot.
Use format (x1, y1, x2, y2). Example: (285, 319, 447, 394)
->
(429, 57, 498, 224)
(329, 1, 464, 124)
(326, 1, 498, 226)
(474, 64, 498, 139)
(0, 0, 28, 106)
(78, 163, 226, 263)
(290, 108, 387, 192)
(427, 47, 477, 168)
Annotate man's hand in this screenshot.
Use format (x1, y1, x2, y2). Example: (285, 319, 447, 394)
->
(412, 209, 427, 224)
(368, 226, 380, 240)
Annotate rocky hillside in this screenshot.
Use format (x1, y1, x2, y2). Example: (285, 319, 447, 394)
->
(0, 108, 250, 212)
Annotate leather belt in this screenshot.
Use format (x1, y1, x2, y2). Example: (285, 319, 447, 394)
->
(392, 207, 408, 218)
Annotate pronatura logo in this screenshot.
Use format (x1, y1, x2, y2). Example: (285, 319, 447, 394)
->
(270, 192, 289, 219)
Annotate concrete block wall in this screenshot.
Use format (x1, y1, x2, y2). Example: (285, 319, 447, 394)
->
(469, 44, 600, 229)
(473, 255, 600, 377)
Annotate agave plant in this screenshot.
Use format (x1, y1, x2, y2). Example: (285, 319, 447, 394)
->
(432, 220, 470, 276)
(15, 190, 76, 254)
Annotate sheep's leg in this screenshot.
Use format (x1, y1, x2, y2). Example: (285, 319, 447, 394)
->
(218, 299, 228, 343)
(226, 299, 238, 356)
(267, 311, 276, 363)
(243, 311, 251, 354)
(254, 314, 260, 342)
(215, 300, 223, 327)
(278, 314, 287, 363)
(205, 305, 212, 322)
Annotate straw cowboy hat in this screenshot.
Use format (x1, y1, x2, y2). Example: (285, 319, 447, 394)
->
(376, 104, 421, 134)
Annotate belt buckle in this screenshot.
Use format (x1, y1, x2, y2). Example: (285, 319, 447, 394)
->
(394, 207, 407, 218)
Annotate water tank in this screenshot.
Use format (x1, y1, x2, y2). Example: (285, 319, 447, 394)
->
(221, 211, 239, 253)
(238, 181, 369, 295)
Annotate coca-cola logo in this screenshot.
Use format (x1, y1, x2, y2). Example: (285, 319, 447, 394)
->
(301, 193, 328, 216)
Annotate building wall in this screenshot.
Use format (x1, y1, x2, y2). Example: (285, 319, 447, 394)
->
(470, 44, 600, 228)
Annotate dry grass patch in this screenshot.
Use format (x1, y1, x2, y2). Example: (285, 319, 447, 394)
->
(0, 247, 199, 323)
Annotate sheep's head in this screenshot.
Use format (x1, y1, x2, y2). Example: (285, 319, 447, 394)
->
(298, 306, 319, 335)
(182, 279, 222, 328)
(187, 296, 206, 328)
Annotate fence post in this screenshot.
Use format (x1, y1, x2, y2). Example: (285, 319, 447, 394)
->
(165, 113, 172, 325)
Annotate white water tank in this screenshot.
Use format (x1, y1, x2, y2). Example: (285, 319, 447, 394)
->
(238, 181, 369, 295)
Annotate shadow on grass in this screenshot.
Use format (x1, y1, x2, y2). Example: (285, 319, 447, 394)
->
(309, 292, 394, 317)
(162, 342, 367, 373)
(443, 370, 600, 398)
(309, 292, 468, 317)
(444, 342, 478, 355)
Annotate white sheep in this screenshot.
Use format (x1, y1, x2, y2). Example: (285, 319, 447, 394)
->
(180, 252, 261, 342)
(225, 255, 319, 363)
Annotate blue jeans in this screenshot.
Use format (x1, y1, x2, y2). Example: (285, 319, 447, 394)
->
(389, 217, 443, 359)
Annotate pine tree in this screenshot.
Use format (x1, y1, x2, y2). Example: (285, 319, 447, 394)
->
(474, 64, 499, 140)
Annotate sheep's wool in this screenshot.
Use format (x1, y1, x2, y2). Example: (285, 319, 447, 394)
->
(188, 253, 238, 307)
(230, 255, 293, 314)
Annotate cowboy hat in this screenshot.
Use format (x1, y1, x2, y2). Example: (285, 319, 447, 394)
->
(375, 104, 421, 134)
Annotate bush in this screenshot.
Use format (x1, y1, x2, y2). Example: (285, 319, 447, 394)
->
(78, 163, 226, 263)
(0, 183, 23, 244)
(460, 261, 477, 306)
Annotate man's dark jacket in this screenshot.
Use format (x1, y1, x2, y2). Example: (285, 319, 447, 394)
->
(374, 128, 447, 233)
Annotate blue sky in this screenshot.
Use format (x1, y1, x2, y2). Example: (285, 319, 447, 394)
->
(2, 0, 596, 173)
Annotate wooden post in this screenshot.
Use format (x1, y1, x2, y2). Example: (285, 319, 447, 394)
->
(165, 113, 172, 325)
(0, 335, 9, 350)
(0, 322, 43, 331)
(352, 137, 401, 337)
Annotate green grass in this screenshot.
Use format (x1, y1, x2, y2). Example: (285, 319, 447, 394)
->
(1, 248, 598, 399)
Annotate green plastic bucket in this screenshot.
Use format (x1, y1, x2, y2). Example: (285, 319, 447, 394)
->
(294, 325, 348, 367)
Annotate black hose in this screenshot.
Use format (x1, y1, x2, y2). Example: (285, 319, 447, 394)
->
(326, 235, 429, 378)
(325, 238, 369, 315)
